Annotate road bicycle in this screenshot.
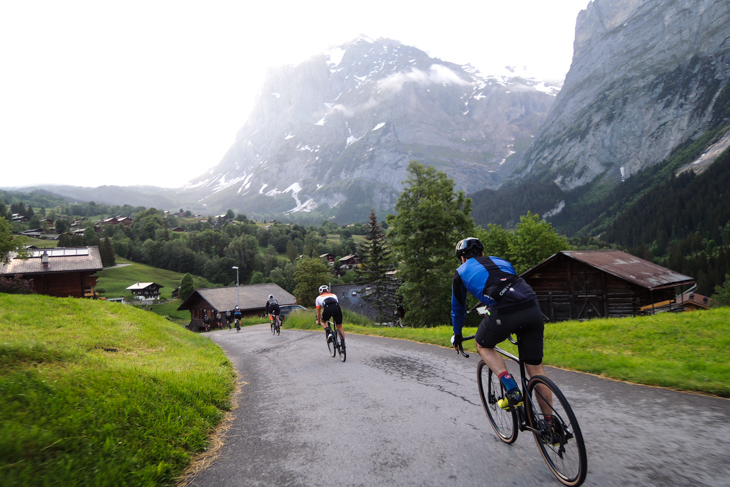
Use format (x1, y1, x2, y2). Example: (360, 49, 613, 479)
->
(234, 318, 241, 332)
(271, 315, 281, 336)
(456, 332, 587, 486)
(323, 319, 346, 362)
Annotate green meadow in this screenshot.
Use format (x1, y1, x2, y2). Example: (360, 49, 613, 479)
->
(0, 294, 234, 486)
(284, 307, 730, 397)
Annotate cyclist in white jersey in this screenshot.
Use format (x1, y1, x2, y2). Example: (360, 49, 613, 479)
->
(315, 285, 343, 343)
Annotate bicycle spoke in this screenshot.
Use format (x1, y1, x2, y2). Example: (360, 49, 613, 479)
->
(478, 361, 517, 444)
(528, 375, 587, 486)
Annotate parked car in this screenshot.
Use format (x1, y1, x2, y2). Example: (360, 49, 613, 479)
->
(279, 304, 306, 321)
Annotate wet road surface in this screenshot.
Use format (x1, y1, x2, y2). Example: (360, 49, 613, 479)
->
(187, 324, 730, 486)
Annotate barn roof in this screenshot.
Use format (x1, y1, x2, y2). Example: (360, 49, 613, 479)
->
(522, 250, 695, 290)
(177, 283, 296, 312)
(0, 247, 103, 275)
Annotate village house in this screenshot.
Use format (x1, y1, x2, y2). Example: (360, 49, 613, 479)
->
(521, 250, 695, 322)
(0, 247, 103, 298)
(338, 254, 360, 269)
(320, 253, 335, 265)
(177, 283, 295, 331)
(126, 282, 164, 300)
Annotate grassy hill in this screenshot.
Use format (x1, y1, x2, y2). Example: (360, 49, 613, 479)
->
(0, 294, 235, 486)
(95, 258, 214, 301)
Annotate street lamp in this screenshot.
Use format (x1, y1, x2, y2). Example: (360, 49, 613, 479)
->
(232, 266, 239, 306)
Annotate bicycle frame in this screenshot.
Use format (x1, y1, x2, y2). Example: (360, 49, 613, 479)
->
(461, 335, 541, 434)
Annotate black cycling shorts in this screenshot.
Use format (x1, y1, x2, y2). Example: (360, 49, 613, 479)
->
(475, 299, 544, 365)
(321, 303, 343, 325)
(269, 304, 280, 316)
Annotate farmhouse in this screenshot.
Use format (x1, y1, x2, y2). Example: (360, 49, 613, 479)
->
(521, 250, 695, 322)
(177, 283, 295, 331)
(126, 282, 164, 300)
(0, 247, 103, 298)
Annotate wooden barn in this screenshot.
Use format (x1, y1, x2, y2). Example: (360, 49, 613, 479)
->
(521, 250, 695, 322)
(177, 283, 295, 331)
(0, 247, 103, 298)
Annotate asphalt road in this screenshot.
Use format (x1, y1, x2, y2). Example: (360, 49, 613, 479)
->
(188, 324, 730, 487)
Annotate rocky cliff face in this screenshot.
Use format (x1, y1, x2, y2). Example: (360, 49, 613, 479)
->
(518, 0, 730, 190)
(179, 37, 556, 221)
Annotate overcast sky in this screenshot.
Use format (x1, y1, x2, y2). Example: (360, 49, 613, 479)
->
(1, 0, 590, 189)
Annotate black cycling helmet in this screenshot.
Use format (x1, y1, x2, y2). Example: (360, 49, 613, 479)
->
(455, 237, 484, 259)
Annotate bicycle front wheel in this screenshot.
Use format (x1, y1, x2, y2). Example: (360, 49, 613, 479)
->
(527, 375, 587, 487)
(477, 361, 518, 444)
(337, 330, 346, 362)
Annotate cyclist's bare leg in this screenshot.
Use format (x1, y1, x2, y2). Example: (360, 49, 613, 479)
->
(525, 363, 553, 416)
(336, 323, 344, 338)
(476, 342, 509, 375)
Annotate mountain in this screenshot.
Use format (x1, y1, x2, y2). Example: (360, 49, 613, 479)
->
(178, 37, 558, 222)
(514, 0, 730, 190)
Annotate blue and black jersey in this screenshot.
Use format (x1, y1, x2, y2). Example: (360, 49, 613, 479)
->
(451, 256, 536, 335)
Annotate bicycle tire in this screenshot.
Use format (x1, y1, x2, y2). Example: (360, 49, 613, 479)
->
(477, 361, 517, 444)
(271, 322, 275, 335)
(527, 375, 587, 487)
(337, 329, 346, 362)
(276, 318, 281, 336)
(328, 330, 337, 357)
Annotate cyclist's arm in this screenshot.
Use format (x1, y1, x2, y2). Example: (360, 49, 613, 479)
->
(451, 270, 468, 335)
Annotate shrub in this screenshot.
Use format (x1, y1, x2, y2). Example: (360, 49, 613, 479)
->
(0, 276, 35, 294)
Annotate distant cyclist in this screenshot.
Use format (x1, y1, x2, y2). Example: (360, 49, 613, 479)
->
(233, 305, 242, 331)
(225, 309, 233, 329)
(265, 294, 281, 327)
(451, 237, 552, 416)
(215, 312, 223, 329)
(316, 285, 343, 346)
(203, 311, 210, 332)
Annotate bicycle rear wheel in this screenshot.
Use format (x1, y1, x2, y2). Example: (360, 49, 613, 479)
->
(527, 375, 587, 487)
(271, 322, 276, 335)
(477, 361, 518, 444)
(328, 330, 337, 357)
(337, 330, 346, 362)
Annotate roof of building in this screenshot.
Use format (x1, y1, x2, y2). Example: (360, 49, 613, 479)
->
(126, 282, 164, 291)
(0, 247, 103, 275)
(523, 250, 695, 290)
(676, 292, 711, 308)
(177, 283, 296, 312)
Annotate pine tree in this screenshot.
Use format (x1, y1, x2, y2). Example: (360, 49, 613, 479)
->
(100, 237, 116, 267)
(357, 209, 397, 323)
(179, 273, 195, 302)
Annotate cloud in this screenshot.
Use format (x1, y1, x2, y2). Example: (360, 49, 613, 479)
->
(378, 64, 472, 92)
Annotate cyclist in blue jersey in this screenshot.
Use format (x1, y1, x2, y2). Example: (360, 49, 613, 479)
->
(451, 237, 552, 413)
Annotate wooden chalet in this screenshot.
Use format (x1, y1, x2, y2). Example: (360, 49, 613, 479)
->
(320, 253, 335, 264)
(126, 282, 164, 300)
(338, 254, 360, 268)
(177, 283, 295, 331)
(0, 247, 103, 298)
(521, 250, 695, 322)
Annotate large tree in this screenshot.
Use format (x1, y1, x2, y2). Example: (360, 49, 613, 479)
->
(179, 273, 195, 302)
(0, 217, 28, 264)
(386, 161, 475, 327)
(509, 212, 571, 273)
(293, 257, 331, 307)
(357, 209, 397, 323)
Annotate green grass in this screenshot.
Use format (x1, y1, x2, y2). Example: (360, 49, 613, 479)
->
(15, 236, 57, 248)
(0, 294, 235, 486)
(285, 308, 730, 397)
(95, 258, 214, 301)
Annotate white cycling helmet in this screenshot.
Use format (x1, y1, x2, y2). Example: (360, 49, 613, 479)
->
(268, 294, 274, 299)
(319, 285, 329, 294)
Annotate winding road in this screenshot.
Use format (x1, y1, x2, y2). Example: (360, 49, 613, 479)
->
(187, 324, 730, 486)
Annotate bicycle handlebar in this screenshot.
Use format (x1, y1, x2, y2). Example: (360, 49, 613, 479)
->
(452, 334, 476, 358)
